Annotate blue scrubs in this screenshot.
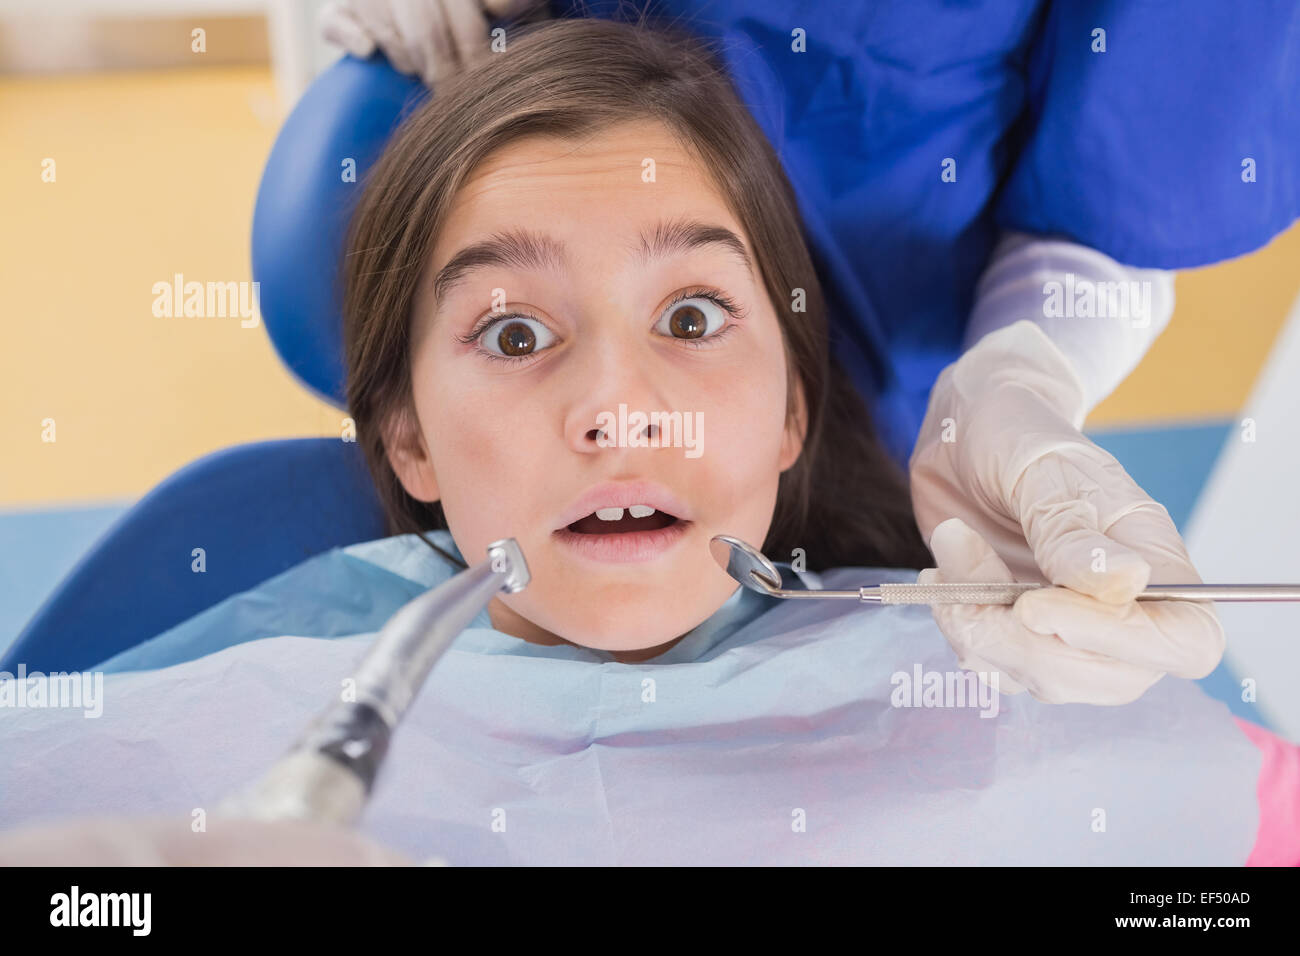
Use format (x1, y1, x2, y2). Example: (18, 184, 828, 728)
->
(553, 0, 1300, 463)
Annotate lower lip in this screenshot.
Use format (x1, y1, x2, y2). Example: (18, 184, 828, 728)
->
(553, 520, 692, 563)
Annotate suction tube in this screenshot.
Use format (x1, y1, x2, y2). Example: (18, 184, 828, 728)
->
(217, 538, 529, 825)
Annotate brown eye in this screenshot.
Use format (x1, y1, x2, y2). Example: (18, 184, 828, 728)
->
(478, 316, 555, 360)
(668, 304, 707, 339)
(654, 295, 728, 342)
(498, 320, 536, 356)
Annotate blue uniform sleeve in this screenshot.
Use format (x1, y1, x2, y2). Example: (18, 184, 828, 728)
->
(995, 0, 1300, 268)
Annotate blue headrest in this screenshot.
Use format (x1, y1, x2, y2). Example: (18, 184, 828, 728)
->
(252, 55, 429, 406)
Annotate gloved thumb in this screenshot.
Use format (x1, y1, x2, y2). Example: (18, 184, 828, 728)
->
(920, 519, 1029, 696)
(318, 1, 379, 59)
(929, 517, 1016, 584)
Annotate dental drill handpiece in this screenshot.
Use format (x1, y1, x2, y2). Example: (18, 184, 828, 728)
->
(216, 538, 529, 826)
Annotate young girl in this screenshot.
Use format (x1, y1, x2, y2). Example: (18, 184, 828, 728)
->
(0, 15, 1294, 866)
(340, 14, 930, 663)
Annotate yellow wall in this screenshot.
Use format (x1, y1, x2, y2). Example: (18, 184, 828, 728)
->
(0, 66, 340, 506)
(1088, 222, 1300, 428)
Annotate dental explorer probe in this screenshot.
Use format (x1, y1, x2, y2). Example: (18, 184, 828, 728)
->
(711, 535, 1300, 604)
(217, 537, 529, 826)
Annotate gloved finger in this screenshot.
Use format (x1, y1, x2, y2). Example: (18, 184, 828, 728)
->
(484, 0, 543, 16)
(1098, 497, 1201, 582)
(319, 0, 380, 58)
(1013, 450, 1152, 603)
(929, 516, 1017, 585)
(0, 814, 415, 866)
(1019, 483, 1226, 677)
(920, 526, 1029, 694)
(393, 0, 475, 87)
(966, 621, 1167, 705)
(918, 567, 1026, 695)
(930, 585, 1161, 704)
(1092, 500, 1226, 677)
(1015, 585, 1225, 678)
(1104, 506, 1226, 677)
(387, 0, 454, 85)
(443, 0, 495, 73)
(925, 520, 1164, 703)
(349, 0, 421, 77)
(925, 518, 1023, 656)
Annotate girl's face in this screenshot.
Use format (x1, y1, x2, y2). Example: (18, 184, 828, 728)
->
(389, 119, 804, 660)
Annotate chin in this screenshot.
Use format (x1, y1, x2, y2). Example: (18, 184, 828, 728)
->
(524, 593, 715, 653)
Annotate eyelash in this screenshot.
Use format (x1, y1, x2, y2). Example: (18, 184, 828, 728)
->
(455, 287, 747, 366)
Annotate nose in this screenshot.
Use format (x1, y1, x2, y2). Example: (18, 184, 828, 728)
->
(563, 334, 671, 454)
(587, 418, 660, 445)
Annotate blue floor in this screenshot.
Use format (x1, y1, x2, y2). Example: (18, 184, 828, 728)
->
(1086, 420, 1234, 532)
(0, 502, 129, 654)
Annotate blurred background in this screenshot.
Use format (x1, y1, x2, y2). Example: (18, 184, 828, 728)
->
(2, 0, 1299, 736)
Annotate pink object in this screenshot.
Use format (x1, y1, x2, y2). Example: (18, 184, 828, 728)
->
(1237, 717, 1300, 865)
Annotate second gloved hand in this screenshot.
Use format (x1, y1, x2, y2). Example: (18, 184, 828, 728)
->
(909, 320, 1226, 705)
(320, 0, 545, 87)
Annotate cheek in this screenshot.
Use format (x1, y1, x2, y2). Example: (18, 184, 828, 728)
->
(420, 351, 513, 465)
(416, 357, 549, 537)
(694, 352, 790, 479)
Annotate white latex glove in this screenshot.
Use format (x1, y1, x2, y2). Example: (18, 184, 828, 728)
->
(909, 319, 1226, 704)
(319, 0, 545, 86)
(0, 814, 422, 865)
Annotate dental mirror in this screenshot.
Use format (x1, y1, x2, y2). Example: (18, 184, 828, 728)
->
(710, 533, 1300, 606)
(709, 534, 784, 594)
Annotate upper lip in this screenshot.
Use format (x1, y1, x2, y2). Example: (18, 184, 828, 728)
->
(553, 480, 693, 531)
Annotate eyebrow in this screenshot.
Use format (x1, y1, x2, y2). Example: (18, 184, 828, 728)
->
(430, 218, 755, 306)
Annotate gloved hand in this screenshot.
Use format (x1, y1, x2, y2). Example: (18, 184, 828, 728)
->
(0, 813, 424, 865)
(909, 319, 1226, 704)
(319, 0, 546, 86)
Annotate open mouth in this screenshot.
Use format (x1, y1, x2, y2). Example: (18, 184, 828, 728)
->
(551, 483, 694, 564)
(565, 506, 680, 535)
(555, 504, 691, 563)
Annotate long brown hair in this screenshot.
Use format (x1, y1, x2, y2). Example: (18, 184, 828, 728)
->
(342, 14, 932, 572)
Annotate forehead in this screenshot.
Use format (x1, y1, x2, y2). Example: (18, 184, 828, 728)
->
(433, 120, 738, 253)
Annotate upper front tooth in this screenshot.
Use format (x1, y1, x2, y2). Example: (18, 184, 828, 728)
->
(628, 505, 655, 518)
(595, 507, 625, 521)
